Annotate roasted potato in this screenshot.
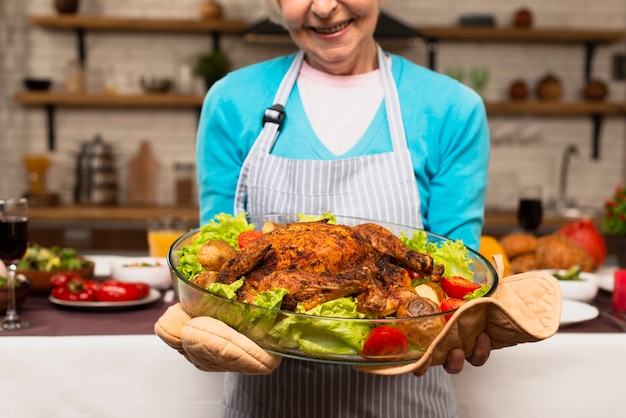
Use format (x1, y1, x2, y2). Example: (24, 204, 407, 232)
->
(196, 240, 237, 271)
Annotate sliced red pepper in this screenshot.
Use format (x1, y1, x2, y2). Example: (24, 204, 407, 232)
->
(361, 326, 409, 358)
(52, 275, 96, 302)
(95, 280, 143, 302)
(440, 276, 481, 299)
(440, 297, 467, 321)
(237, 230, 263, 248)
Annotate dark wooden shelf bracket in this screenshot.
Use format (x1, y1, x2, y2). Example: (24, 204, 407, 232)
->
(591, 113, 603, 159)
(45, 104, 56, 151)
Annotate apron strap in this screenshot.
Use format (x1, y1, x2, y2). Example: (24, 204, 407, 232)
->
(377, 44, 408, 151)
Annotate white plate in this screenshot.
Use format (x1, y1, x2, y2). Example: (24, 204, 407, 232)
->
(536, 269, 599, 302)
(560, 299, 599, 326)
(49, 288, 161, 311)
(596, 265, 618, 292)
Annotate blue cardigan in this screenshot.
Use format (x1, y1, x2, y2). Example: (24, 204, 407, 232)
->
(196, 52, 489, 249)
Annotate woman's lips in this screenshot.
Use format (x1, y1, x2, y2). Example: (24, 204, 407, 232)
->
(310, 20, 351, 35)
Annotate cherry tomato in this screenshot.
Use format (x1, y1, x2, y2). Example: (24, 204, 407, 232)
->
(361, 326, 409, 358)
(440, 298, 467, 321)
(238, 230, 263, 248)
(440, 276, 481, 299)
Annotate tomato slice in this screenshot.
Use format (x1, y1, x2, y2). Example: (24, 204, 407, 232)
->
(440, 276, 481, 299)
(237, 230, 263, 248)
(361, 326, 409, 358)
(440, 297, 467, 321)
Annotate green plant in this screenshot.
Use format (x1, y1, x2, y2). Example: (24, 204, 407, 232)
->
(603, 185, 626, 236)
(193, 50, 232, 86)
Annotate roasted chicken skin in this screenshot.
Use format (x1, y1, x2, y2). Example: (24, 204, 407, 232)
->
(217, 220, 443, 317)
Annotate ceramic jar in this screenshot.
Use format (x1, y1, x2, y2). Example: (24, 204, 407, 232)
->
(54, 0, 80, 14)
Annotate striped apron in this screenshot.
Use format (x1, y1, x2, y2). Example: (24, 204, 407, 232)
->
(228, 46, 458, 418)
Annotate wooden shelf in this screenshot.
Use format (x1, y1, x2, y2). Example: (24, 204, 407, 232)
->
(15, 92, 625, 115)
(29, 15, 247, 33)
(419, 26, 625, 43)
(14, 92, 204, 108)
(484, 101, 626, 116)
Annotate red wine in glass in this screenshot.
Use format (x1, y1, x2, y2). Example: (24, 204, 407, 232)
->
(517, 198, 543, 233)
(0, 197, 30, 330)
(0, 217, 28, 264)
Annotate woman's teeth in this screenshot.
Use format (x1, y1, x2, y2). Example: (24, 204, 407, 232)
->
(313, 21, 350, 34)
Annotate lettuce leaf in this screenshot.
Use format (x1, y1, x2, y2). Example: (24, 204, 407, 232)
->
(267, 297, 371, 355)
(177, 212, 254, 279)
(400, 230, 474, 280)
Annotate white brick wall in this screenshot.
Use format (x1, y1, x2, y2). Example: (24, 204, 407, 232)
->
(1, 0, 625, 211)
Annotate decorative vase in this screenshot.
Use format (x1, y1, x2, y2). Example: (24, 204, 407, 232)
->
(54, 0, 80, 14)
(198, 0, 223, 20)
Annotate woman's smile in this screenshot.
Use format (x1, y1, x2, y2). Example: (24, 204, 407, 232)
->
(309, 20, 352, 35)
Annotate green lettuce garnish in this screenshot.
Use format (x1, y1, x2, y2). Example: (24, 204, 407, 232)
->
(268, 297, 371, 355)
(177, 212, 254, 279)
(200, 278, 289, 340)
(400, 230, 474, 280)
(297, 212, 337, 223)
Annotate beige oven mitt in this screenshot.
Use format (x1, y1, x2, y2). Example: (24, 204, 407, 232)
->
(355, 255, 562, 375)
(155, 303, 282, 374)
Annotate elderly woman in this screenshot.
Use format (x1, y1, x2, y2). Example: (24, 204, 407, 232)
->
(157, 1, 491, 416)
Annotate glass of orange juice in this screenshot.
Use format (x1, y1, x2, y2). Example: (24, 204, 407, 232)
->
(147, 216, 188, 258)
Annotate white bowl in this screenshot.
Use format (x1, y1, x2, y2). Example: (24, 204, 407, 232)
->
(110, 257, 171, 290)
(538, 269, 599, 302)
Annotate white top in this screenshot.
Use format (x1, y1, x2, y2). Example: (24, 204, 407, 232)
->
(298, 60, 384, 155)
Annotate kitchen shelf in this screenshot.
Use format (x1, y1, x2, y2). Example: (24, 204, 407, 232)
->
(419, 26, 624, 80)
(29, 15, 247, 59)
(14, 92, 204, 107)
(16, 92, 624, 114)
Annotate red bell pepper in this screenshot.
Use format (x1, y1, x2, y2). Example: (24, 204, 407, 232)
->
(95, 280, 148, 302)
(50, 272, 97, 302)
(440, 276, 481, 299)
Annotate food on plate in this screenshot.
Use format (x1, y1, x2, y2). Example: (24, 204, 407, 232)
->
(50, 272, 150, 303)
(499, 230, 595, 274)
(551, 264, 582, 281)
(174, 213, 492, 358)
(17, 244, 91, 271)
(535, 234, 594, 272)
(556, 219, 606, 268)
(510, 252, 538, 273)
(498, 233, 538, 258)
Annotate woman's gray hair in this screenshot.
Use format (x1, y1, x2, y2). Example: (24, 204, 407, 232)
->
(262, 0, 284, 26)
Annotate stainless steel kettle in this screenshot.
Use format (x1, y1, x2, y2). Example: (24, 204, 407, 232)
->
(73, 135, 119, 205)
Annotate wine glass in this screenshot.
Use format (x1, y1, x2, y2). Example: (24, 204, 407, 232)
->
(0, 197, 30, 330)
(517, 186, 543, 234)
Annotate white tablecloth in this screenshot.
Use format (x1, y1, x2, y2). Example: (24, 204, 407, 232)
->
(1, 333, 623, 417)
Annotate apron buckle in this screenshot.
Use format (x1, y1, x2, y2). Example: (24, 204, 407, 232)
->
(262, 104, 285, 129)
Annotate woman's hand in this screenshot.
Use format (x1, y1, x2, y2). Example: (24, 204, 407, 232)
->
(413, 332, 491, 377)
